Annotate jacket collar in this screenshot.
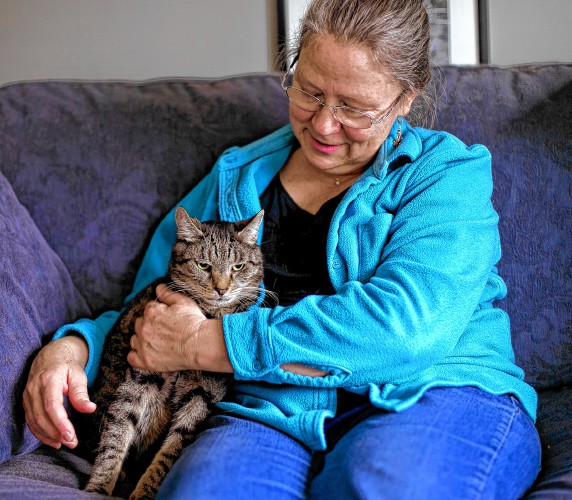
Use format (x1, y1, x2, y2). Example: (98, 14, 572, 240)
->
(370, 118, 421, 181)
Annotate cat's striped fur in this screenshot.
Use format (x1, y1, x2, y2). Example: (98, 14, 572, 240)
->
(83, 207, 265, 499)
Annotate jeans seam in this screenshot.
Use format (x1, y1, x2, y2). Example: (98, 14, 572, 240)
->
(475, 399, 518, 499)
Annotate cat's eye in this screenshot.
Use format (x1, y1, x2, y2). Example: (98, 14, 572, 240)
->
(196, 262, 211, 271)
(232, 263, 245, 271)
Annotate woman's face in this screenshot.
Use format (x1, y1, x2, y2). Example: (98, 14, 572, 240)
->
(289, 36, 414, 177)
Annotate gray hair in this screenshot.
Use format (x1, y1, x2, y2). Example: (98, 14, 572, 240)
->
(286, 0, 435, 126)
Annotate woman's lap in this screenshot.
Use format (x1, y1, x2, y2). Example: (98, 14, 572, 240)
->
(156, 414, 311, 499)
(158, 387, 541, 500)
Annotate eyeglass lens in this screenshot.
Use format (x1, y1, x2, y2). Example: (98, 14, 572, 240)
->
(285, 87, 373, 129)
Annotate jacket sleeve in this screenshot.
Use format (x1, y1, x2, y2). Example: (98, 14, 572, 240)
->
(52, 164, 221, 386)
(223, 141, 501, 388)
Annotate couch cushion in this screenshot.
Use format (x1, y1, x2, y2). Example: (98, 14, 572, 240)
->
(0, 171, 90, 463)
(526, 387, 572, 497)
(433, 64, 572, 389)
(0, 446, 120, 499)
(0, 76, 289, 317)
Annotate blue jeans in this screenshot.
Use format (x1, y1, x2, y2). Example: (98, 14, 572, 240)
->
(157, 387, 541, 499)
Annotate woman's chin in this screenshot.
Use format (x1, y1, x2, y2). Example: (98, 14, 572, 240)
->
(299, 142, 342, 172)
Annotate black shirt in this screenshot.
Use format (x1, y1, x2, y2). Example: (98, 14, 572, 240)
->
(260, 174, 345, 306)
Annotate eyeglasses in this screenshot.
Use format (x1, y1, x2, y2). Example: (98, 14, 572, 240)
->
(281, 71, 405, 130)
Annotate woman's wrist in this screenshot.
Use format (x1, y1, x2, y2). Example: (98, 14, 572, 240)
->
(53, 335, 89, 368)
(194, 319, 234, 373)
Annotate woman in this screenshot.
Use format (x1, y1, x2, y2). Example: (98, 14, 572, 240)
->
(24, 0, 541, 497)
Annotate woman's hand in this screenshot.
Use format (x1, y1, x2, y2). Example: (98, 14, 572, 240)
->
(129, 284, 328, 377)
(23, 336, 96, 449)
(128, 284, 233, 373)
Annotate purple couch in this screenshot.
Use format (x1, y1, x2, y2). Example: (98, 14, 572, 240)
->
(0, 65, 570, 498)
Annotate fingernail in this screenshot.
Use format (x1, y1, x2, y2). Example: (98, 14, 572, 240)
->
(63, 431, 74, 441)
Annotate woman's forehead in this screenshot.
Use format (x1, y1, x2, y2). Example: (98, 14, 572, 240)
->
(296, 36, 400, 103)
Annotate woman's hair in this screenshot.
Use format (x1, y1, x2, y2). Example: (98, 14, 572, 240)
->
(285, 0, 435, 126)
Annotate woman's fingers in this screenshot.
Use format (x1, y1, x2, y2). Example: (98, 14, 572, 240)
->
(22, 337, 92, 449)
(24, 366, 69, 447)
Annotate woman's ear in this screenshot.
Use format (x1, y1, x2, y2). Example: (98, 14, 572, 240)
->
(398, 91, 417, 118)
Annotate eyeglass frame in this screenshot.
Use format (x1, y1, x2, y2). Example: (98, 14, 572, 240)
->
(280, 58, 406, 130)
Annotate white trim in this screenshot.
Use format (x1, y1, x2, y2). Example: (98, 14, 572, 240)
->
(448, 0, 480, 65)
(283, 0, 309, 48)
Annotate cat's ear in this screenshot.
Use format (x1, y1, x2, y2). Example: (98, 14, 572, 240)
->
(235, 210, 264, 245)
(175, 207, 204, 240)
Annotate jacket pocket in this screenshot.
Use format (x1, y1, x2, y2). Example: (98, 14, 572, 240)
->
(358, 212, 394, 282)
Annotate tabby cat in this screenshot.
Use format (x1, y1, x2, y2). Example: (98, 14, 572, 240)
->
(83, 207, 265, 499)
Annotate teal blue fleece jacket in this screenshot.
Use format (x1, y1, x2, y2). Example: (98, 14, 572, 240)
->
(55, 121, 537, 451)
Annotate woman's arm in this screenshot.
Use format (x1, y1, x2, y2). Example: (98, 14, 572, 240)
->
(129, 284, 328, 377)
(221, 143, 501, 388)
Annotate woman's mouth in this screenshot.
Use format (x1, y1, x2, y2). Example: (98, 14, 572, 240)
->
(310, 136, 340, 154)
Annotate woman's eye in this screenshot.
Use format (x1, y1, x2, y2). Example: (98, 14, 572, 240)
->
(196, 262, 211, 271)
(232, 263, 245, 271)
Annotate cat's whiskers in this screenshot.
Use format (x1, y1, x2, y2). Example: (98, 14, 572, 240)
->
(238, 286, 278, 307)
(164, 279, 206, 298)
(155, 284, 186, 303)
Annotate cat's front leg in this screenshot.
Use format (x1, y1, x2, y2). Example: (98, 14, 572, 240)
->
(84, 399, 139, 494)
(85, 375, 164, 495)
(129, 409, 204, 499)
(129, 373, 220, 500)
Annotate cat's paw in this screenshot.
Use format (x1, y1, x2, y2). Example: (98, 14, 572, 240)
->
(84, 482, 114, 495)
(129, 486, 157, 500)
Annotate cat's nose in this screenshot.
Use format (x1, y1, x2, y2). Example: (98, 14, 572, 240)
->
(215, 288, 228, 297)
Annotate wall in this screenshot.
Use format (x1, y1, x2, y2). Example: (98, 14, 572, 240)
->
(485, 0, 572, 65)
(1, 0, 571, 86)
(0, 0, 274, 85)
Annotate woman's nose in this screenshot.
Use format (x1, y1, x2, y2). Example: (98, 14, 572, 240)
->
(312, 104, 342, 135)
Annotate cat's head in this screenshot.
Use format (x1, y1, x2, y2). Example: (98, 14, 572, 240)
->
(168, 207, 265, 317)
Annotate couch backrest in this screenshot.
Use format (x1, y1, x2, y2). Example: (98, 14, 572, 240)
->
(0, 65, 570, 389)
(0, 75, 289, 316)
(432, 65, 572, 389)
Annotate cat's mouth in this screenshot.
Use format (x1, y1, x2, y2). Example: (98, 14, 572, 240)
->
(203, 293, 235, 306)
